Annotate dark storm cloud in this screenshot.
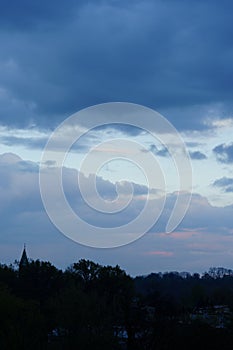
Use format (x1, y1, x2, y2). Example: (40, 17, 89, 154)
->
(189, 151, 207, 160)
(0, 0, 233, 130)
(213, 143, 233, 163)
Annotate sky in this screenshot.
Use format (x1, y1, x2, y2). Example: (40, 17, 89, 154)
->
(0, 0, 233, 275)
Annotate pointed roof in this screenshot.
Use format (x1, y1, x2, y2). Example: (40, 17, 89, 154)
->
(19, 244, 29, 268)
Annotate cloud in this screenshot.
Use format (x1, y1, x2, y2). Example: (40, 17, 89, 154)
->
(142, 144, 169, 158)
(225, 186, 233, 193)
(0, 152, 161, 230)
(0, 1, 232, 131)
(1, 152, 233, 274)
(189, 151, 207, 160)
(144, 251, 174, 257)
(0, 0, 80, 30)
(213, 177, 233, 187)
(0, 152, 21, 164)
(155, 192, 233, 235)
(213, 143, 233, 163)
(0, 153, 230, 237)
(164, 228, 205, 240)
(156, 147, 169, 158)
(213, 177, 233, 193)
(0, 135, 48, 149)
(143, 144, 207, 160)
(0, 123, 146, 153)
(186, 142, 204, 148)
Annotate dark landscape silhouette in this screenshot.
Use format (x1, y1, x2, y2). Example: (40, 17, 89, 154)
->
(1, 247, 233, 349)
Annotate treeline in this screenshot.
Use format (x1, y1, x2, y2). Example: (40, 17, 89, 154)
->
(1, 260, 233, 349)
(135, 268, 233, 310)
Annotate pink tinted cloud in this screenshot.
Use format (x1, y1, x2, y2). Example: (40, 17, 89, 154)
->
(145, 250, 174, 257)
(160, 227, 207, 240)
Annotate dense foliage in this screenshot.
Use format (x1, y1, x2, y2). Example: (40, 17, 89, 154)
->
(1, 260, 233, 349)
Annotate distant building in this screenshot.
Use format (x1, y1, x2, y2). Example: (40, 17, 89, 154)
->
(19, 244, 29, 269)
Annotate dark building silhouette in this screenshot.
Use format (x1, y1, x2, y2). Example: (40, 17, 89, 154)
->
(19, 244, 29, 269)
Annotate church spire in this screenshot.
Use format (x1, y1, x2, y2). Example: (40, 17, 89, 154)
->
(19, 244, 29, 268)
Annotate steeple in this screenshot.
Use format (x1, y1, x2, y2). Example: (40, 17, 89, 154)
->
(19, 244, 29, 269)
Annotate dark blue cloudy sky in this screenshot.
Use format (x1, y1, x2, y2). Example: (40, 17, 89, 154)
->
(0, 0, 233, 275)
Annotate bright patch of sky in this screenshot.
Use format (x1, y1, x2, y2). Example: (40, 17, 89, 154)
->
(0, 115, 233, 207)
